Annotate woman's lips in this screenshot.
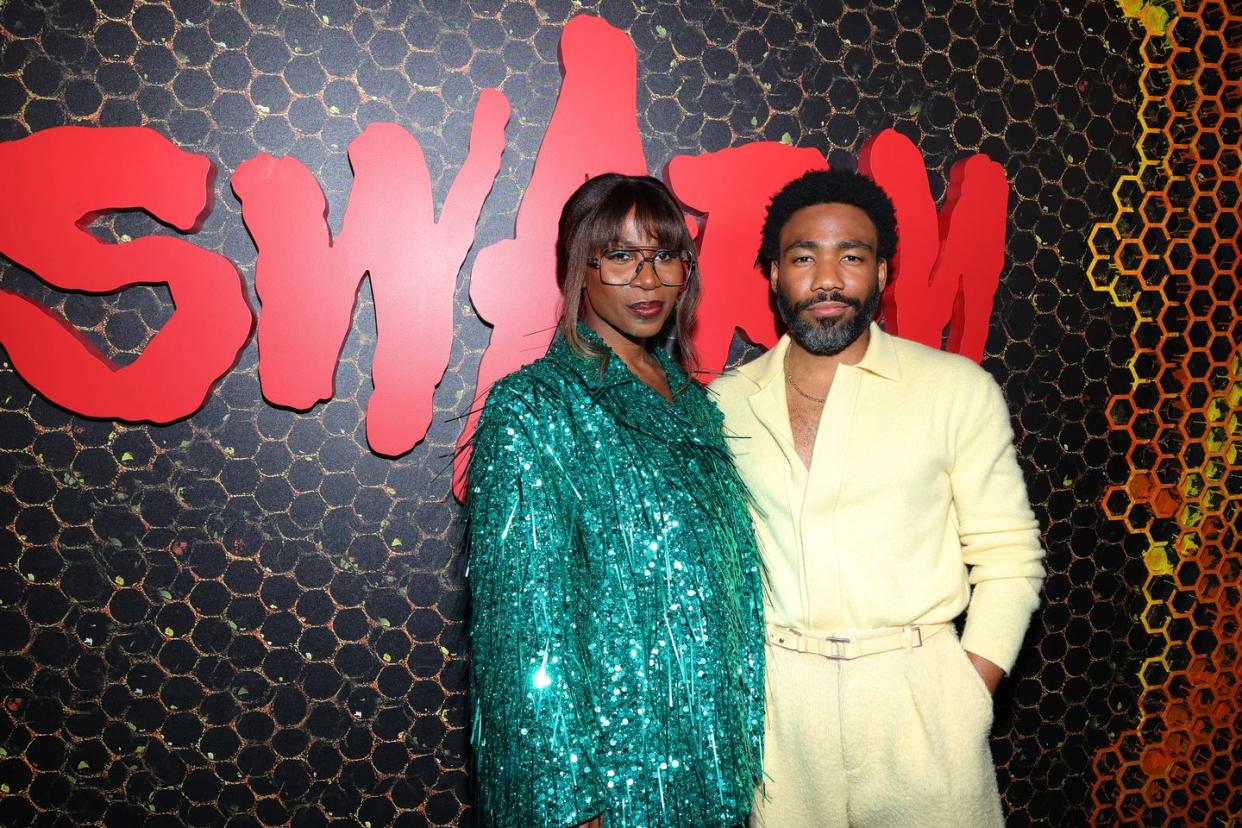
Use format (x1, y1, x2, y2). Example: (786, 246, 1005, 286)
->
(628, 300, 666, 319)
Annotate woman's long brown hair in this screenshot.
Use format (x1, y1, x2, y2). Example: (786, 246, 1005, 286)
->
(555, 173, 700, 371)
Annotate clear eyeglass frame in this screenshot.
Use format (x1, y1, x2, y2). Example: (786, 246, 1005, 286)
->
(587, 246, 694, 287)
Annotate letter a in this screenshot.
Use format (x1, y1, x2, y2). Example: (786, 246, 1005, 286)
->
(455, 15, 648, 498)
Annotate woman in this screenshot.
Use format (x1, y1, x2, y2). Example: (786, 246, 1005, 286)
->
(466, 174, 764, 827)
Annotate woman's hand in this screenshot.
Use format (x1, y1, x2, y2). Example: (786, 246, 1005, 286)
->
(575, 817, 603, 828)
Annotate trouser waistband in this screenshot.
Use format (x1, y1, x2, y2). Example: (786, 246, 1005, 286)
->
(765, 622, 952, 660)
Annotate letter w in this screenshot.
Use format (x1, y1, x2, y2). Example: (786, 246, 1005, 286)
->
(232, 89, 509, 456)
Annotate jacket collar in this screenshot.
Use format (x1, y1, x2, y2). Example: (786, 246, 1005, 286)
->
(545, 323, 722, 449)
(734, 323, 900, 476)
(546, 322, 688, 394)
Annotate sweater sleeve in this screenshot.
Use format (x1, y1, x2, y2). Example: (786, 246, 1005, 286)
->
(952, 371, 1046, 675)
(703, 390, 767, 786)
(466, 379, 605, 827)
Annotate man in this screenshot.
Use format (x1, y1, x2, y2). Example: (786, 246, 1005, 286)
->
(712, 169, 1044, 827)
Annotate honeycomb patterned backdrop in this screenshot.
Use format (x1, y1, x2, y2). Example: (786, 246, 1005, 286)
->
(1087, 1, 1242, 825)
(0, 0, 1235, 825)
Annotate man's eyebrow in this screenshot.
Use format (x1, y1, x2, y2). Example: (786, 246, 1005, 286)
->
(781, 239, 820, 254)
(781, 238, 875, 254)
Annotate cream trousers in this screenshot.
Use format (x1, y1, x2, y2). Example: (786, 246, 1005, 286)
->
(751, 627, 1004, 828)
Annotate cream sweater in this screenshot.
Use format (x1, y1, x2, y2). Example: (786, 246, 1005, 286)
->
(711, 324, 1044, 674)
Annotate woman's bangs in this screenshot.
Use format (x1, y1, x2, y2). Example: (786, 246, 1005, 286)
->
(628, 193, 690, 250)
(583, 183, 688, 252)
(583, 196, 635, 253)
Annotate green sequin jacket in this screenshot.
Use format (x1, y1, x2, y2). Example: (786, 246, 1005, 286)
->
(466, 328, 765, 827)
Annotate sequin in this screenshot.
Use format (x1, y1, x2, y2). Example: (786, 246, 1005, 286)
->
(467, 326, 764, 828)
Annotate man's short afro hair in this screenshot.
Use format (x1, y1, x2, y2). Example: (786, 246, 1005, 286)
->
(758, 168, 898, 268)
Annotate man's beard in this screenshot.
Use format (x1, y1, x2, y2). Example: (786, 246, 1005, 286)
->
(776, 284, 882, 356)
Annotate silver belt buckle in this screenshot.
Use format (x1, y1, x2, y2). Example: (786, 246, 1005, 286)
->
(824, 634, 851, 660)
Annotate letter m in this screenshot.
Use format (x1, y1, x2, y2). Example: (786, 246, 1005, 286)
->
(860, 129, 1008, 363)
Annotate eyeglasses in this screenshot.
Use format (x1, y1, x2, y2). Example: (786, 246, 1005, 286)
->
(586, 247, 693, 287)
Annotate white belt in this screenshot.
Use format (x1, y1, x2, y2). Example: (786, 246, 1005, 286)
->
(765, 622, 951, 660)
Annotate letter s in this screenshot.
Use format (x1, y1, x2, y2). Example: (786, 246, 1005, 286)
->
(0, 127, 253, 422)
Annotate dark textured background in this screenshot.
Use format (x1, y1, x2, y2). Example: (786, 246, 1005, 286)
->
(0, 0, 1158, 825)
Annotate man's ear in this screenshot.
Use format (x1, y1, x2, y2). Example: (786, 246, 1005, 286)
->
(768, 260, 779, 293)
(877, 259, 888, 292)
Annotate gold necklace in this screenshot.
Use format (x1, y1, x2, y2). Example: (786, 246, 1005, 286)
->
(784, 351, 827, 403)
